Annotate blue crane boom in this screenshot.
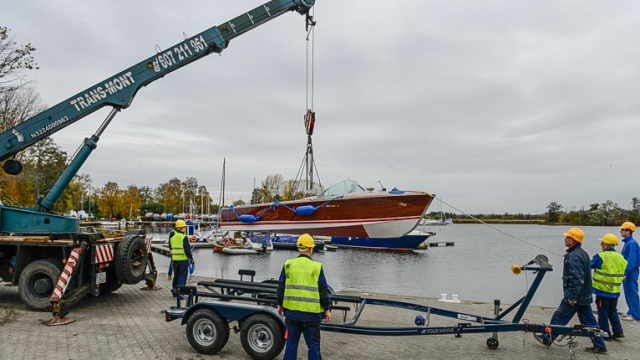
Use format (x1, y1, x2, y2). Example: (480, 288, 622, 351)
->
(0, 0, 315, 235)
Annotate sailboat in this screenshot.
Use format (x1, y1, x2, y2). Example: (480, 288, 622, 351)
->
(416, 197, 452, 230)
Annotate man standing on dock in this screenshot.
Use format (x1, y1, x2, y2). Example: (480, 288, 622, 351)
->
(169, 220, 194, 297)
(620, 221, 640, 322)
(590, 233, 627, 340)
(533, 227, 607, 353)
(277, 234, 331, 360)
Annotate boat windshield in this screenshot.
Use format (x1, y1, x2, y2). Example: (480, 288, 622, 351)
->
(318, 180, 366, 197)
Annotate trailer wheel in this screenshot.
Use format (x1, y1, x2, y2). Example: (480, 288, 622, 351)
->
(486, 337, 499, 350)
(186, 309, 230, 355)
(18, 259, 62, 311)
(115, 235, 148, 284)
(240, 314, 284, 360)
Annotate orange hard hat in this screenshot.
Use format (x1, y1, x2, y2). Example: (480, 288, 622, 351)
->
(563, 228, 584, 242)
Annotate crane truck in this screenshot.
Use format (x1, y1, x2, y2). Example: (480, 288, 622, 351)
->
(0, 0, 316, 324)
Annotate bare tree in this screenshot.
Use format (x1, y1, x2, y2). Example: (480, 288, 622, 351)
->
(0, 26, 39, 86)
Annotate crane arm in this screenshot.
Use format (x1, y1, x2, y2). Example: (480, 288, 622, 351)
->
(0, 0, 315, 166)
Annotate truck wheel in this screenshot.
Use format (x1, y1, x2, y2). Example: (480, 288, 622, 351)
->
(115, 235, 148, 284)
(240, 314, 284, 360)
(186, 309, 230, 355)
(18, 259, 62, 311)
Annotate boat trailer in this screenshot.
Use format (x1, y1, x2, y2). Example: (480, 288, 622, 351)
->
(164, 255, 603, 359)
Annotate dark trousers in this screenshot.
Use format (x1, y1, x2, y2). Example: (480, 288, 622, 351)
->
(171, 261, 189, 295)
(595, 295, 623, 337)
(541, 298, 606, 349)
(284, 318, 321, 360)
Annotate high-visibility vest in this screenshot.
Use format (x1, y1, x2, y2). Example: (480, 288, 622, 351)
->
(170, 231, 189, 261)
(283, 257, 324, 313)
(593, 251, 627, 294)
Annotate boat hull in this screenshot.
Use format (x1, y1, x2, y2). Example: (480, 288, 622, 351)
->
(222, 247, 258, 255)
(218, 191, 433, 238)
(330, 232, 433, 252)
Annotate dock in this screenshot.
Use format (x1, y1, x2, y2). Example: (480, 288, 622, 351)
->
(151, 242, 213, 256)
(427, 241, 455, 247)
(417, 241, 455, 249)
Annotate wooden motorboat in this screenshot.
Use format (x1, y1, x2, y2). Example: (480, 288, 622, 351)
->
(218, 180, 434, 238)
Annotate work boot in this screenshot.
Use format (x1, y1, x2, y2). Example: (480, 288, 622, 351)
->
(584, 346, 607, 354)
(611, 333, 625, 340)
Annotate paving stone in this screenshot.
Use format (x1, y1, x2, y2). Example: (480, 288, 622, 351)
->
(2, 276, 639, 359)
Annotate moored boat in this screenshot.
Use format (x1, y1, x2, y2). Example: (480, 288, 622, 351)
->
(218, 180, 434, 238)
(222, 247, 258, 255)
(271, 234, 325, 250)
(330, 230, 435, 252)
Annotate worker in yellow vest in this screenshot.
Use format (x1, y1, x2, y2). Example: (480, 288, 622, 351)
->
(277, 234, 331, 360)
(591, 233, 628, 340)
(170, 219, 194, 297)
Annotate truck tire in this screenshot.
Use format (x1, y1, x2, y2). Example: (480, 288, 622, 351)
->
(186, 309, 230, 355)
(18, 258, 62, 311)
(115, 235, 148, 284)
(240, 314, 284, 360)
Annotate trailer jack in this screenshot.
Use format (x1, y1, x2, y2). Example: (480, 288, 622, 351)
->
(141, 251, 161, 291)
(44, 301, 75, 326)
(42, 242, 90, 326)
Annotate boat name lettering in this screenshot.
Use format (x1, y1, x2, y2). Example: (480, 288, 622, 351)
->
(421, 328, 455, 335)
(70, 71, 135, 111)
(155, 35, 207, 70)
(30, 116, 70, 139)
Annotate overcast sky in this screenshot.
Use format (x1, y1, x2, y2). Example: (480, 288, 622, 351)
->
(3, 0, 640, 214)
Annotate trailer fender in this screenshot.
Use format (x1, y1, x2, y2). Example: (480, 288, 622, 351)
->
(180, 302, 282, 326)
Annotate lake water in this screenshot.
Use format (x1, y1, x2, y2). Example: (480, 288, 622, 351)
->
(151, 224, 631, 310)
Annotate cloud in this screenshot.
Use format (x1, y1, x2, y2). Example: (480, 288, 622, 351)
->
(3, 0, 640, 214)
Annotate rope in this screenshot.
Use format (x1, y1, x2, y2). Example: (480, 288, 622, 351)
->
(279, 196, 343, 215)
(223, 195, 343, 223)
(226, 201, 279, 222)
(437, 198, 564, 258)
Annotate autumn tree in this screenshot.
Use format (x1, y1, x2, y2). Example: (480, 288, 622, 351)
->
(98, 182, 121, 219)
(156, 178, 183, 214)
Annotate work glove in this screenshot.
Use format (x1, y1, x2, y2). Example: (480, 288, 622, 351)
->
(568, 300, 577, 306)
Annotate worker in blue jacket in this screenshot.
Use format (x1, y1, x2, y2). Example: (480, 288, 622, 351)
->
(534, 228, 607, 353)
(277, 234, 331, 360)
(620, 221, 640, 321)
(590, 233, 627, 340)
